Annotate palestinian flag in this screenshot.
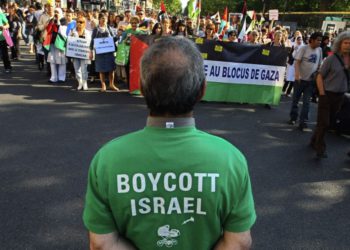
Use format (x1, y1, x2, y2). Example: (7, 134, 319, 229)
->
(43, 21, 58, 51)
(129, 35, 157, 94)
(129, 36, 288, 105)
(196, 39, 288, 105)
(184, 0, 201, 19)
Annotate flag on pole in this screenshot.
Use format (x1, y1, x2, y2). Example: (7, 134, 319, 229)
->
(245, 10, 256, 33)
(160, 0, 166, 12)
(222, 6, 228, 22)
(238, 16, 247, 41)
(219, 7, 228, 34)
(185, 0, 201, 19)
(242, 0, 247, 15)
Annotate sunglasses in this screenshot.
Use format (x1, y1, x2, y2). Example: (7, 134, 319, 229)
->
(77, 21, 85, 24)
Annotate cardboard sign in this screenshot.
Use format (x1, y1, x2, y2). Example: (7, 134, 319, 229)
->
(94, 37, 115, 54)
(66, 36, 91, 60)
(269, 9, 279, 21)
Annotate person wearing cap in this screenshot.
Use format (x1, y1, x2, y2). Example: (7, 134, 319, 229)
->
(83, 36, 256, 250)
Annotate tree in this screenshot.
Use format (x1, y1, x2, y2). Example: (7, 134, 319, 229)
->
(152, 0, 183, 15)
(200, 0, 350, 15)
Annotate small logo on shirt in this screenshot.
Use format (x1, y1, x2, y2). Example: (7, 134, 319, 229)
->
(182, 217, 195, 225)
(308, 54, 317, 63)
(165, 122, 175, 129)
(157, 225, 180, 248)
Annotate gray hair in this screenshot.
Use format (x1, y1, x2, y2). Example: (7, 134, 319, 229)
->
(140, 37, 205, 115)
(332, 31, 350, 54)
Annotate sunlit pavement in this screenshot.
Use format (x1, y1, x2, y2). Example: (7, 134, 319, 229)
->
(1, 45, 349, 249)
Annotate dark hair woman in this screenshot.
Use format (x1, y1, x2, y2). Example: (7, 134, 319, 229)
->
(173, 20, 188, 37)
(151, 22, 163, 36)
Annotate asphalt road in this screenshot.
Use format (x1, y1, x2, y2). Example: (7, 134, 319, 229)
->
(1, 48, 349, 250)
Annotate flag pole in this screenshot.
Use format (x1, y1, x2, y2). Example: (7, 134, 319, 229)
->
(196, 0, 201, 35)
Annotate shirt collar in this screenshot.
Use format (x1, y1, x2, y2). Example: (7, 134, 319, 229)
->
(146, 116, 195, 128)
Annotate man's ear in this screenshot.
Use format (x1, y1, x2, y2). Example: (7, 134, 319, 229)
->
(197, 80, 207, 101)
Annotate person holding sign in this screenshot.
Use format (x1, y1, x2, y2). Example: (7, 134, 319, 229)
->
(69, 17, 91, 91)
(46, 8, 67, 83)
(90, 13, 118, 92)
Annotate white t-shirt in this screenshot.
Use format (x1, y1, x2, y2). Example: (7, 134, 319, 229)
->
(295, 45, 322, 81)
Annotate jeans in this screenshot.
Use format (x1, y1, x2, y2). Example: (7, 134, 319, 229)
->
(290, 80, 313, 124)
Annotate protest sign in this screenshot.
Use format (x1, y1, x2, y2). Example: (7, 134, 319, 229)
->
(66, 36, 90, 60)
(269, 9, 279, 20)
(94, 37, 115, 54)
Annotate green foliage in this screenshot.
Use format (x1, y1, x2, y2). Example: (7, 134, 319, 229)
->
(152, 0, 183, 14)
(200, 0, 350, 15)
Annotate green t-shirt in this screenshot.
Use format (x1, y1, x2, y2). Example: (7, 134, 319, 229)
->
(0, 13, 8, 41)
(83, 126, 256, 249)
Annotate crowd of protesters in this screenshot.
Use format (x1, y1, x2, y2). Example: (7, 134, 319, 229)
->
(0, 2, 348, 158)
(0, 2, 339, 89)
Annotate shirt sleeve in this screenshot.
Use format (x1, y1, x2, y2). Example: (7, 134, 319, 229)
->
(319, 55, 332, 78)
(83, 151, 117, 234)
(223, 154, 257, 233)
(294, 45, 305, 61)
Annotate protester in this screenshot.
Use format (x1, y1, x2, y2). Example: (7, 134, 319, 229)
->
(151, 22, 162, 36)
(161, 17, 172, 36)
(7, 5, 22, 60)
(310, 31, 350, 158)
(269, 30, 284, 47)
(283, 36, 304, 96)
(24, 5, 37, 54)
(0, 7, 12, 73)
(90, 13, 118, 92)
(83, 36, 256, 250)
(289, 32, 323, 130)
(69, 16, 91, 91)
(321, 35, 332, 59)
(173, 19, 188, 37)
(247, 30, 259, 44)
(204, 23, 216, 40)
(46, 8, 67, 83)
(227, 30, 238, 42)
(37, 3, 55, 74)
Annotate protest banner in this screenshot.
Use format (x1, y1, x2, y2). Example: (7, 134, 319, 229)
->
(130, 35, 288, 105)
(94, 37, 115, 54)
(66, 36, 91, 59)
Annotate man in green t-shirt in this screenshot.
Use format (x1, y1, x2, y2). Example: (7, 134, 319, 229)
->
(0, 10, 12, 73)
(83, 37, 256, 250)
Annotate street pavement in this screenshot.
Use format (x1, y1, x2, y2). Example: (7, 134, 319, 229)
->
(1, 47, 349, 250)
